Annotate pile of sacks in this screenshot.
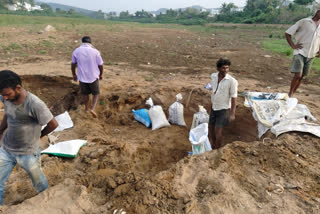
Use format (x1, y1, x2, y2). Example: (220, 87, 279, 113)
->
(132, 94, 212, 155)
(243, 92, 320, 138)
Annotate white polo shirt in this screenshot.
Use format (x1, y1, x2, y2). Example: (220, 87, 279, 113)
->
(286, 17, 320, 58)
(211, 73, 238, 111)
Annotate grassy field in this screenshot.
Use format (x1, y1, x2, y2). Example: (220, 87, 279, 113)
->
(262, 38, 320, 75)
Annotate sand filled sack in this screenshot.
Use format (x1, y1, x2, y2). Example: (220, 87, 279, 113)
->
(189, 123, 212, 155)
(146, 98, 170, 130)
(132, 108, 151, 128)
(191, 105, 209, 129)
(168, 93, 186, 126)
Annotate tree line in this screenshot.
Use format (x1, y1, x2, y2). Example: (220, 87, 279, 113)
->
(0, 0, 319, 24)
(111, 8, 211, 25)
(215, 0, 316, 24)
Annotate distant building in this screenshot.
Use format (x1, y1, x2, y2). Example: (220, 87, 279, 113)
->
(6, 2, 42, 11)
(209, 6, 244, 16)
(232, 7, 244, 12)
(211, 8, 221, 15)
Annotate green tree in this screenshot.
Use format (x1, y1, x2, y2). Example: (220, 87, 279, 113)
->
(166, 8, 178, 17)
(294, 0, 314, 5)
(119, 10, 129, 18)
(135, 9, 152, 18)
(67, 8, 75, 15)
(220, 2, 237, 15)
(40, 3, 52, 13)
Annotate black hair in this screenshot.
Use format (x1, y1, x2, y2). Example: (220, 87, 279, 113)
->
(82, 36, 91, 43)
(216, 57, 231, 68)
(0, 70, 22, 92)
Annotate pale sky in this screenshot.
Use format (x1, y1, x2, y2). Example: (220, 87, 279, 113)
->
(38, 0, 247, 13)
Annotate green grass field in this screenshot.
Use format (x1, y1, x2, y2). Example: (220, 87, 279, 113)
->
(262, 39, 320, 75)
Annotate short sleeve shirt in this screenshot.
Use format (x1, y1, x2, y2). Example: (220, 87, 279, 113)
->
(211, 73, 238, 111)
(0, 92, 53, 155)
(71, 43, 104, 83)
(286, 17, 320, 58)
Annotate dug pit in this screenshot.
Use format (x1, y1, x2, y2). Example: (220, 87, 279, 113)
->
(21, 76, 259, 176)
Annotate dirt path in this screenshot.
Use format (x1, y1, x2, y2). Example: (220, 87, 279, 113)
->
(0, 23, 319, 213)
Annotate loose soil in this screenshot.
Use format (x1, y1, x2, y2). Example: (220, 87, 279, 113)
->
(0, 23, 319, 214)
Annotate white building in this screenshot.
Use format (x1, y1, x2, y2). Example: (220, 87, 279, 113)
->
(6, 2, 43, 11)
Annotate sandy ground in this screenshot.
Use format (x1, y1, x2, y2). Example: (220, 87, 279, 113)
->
(0, 23, 319, 213)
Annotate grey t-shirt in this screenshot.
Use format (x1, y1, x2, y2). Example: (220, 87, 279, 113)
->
(0, 92, 53, 155)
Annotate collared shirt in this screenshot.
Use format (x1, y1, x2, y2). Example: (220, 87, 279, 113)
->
(211, 73, 238, 111)
(286, 17, 320, 58)
(71, 43, 104, 83)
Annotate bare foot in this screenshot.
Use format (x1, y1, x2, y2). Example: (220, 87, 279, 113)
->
(90, 110, 97, 118)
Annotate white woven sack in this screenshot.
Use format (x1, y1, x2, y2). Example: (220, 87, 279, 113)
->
(189, 123, 212, 155)
(191, 105, 209, 129)
(168, 93, 186, 126)
(146, 98, 171, 130)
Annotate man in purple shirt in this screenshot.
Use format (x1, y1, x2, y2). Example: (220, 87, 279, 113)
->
(71, 36, 104, 118)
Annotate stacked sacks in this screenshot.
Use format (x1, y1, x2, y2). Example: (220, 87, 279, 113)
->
(189, 106, 211, 155)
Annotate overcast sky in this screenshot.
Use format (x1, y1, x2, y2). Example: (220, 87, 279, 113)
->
(38, 0, 247, 13)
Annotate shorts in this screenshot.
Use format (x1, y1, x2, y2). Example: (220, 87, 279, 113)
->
(209, 109, 230, 128)
(79, 79, 100, 95)
(291, 54, 314, 76)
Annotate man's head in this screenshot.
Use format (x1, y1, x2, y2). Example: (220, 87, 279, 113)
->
(82, 36, 91, 44)
(216, 57, 231, 77)
(0, 70, 23, 102)
(313, 9, 320, 19)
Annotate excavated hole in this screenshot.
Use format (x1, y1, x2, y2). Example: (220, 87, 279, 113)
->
(97, 88, 259, 143)
(92, 89, 259, 175)
(19, 76, 258, 176)
(6, 75, 261, 206)
(21, 75, 81, 115)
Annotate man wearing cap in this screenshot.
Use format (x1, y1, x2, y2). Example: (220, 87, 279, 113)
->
(285, 9, 320, 97)
(71, 36, 104, 117)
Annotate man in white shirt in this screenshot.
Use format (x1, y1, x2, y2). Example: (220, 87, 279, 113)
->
(209, 58, 238, 149)
(285, 9, 320, 97)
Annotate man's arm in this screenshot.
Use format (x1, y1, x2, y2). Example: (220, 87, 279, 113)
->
(40, 118, 58, 138)
(71, 63, 77, 81)
(98, 65, 103, 80)
(229, 97, 236, 121)
(285, 33, 302, 50)
(0, 114, 7, 140)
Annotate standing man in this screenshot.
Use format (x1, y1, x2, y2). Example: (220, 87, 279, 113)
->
(209, 58, 238, 149)
(0, 70, 58, 205)
(71, 36, 104, 118)
(285, 9, 320, 97)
